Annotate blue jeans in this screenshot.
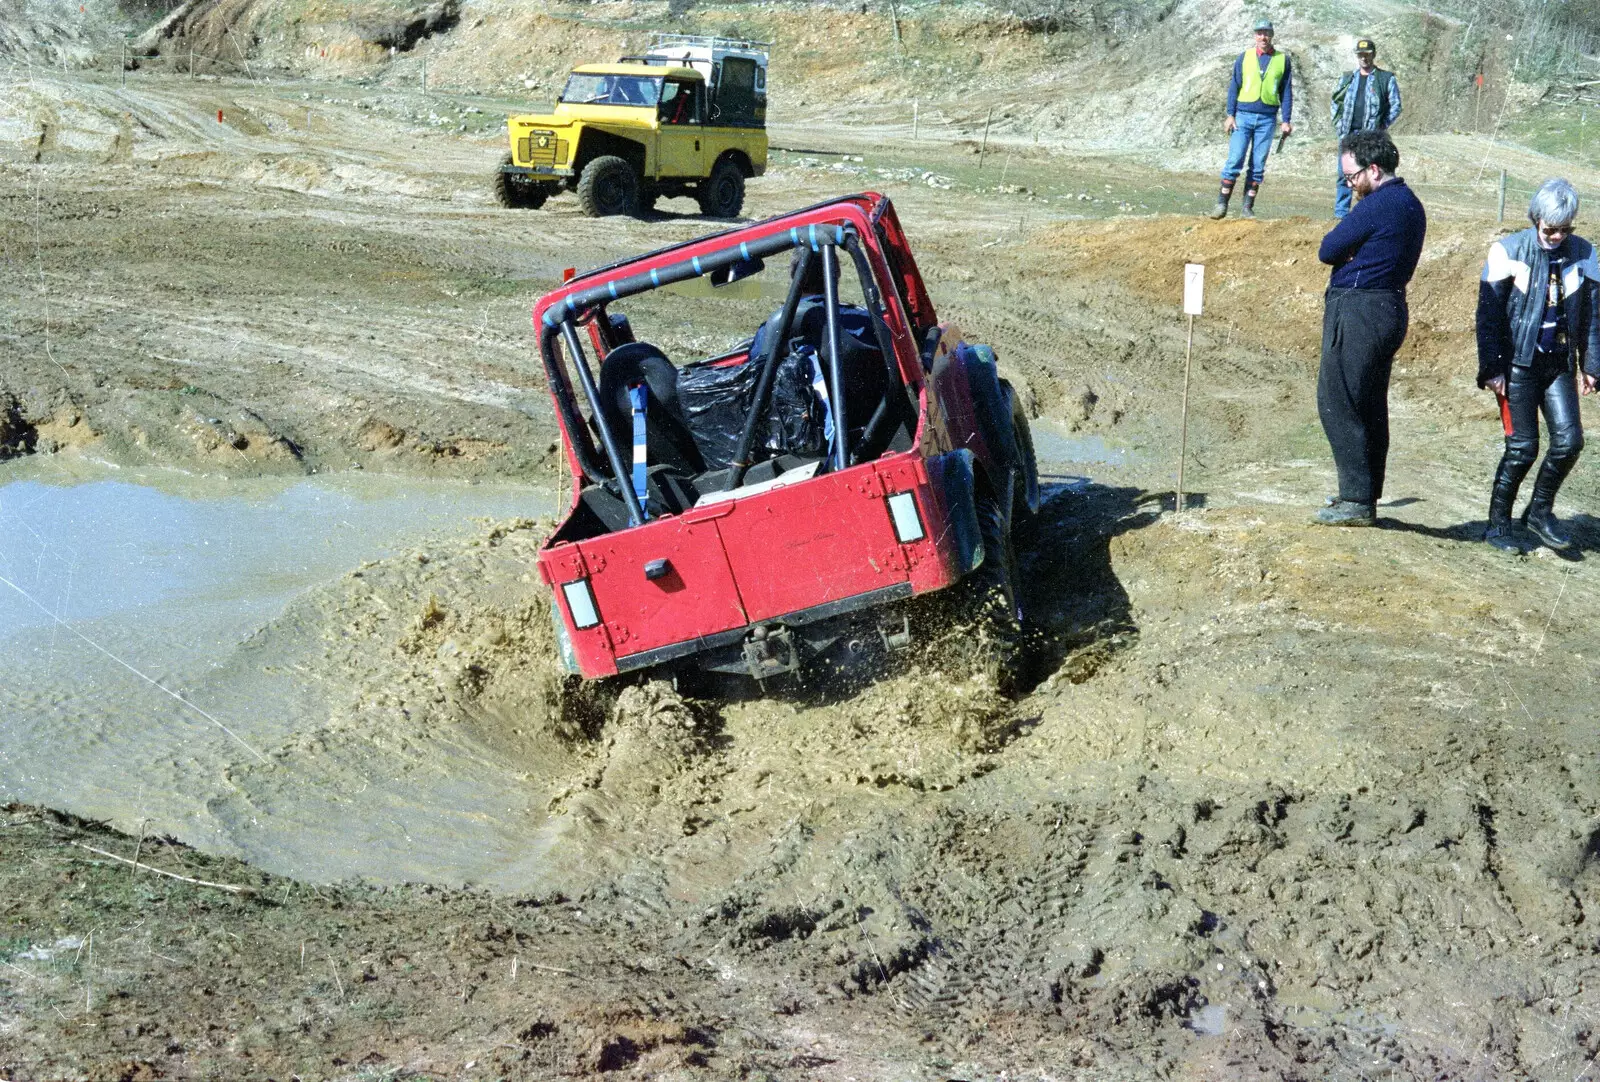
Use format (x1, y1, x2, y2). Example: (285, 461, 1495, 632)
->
(1334, 155, 1353, 218)
(1221, 111, 1276, 186)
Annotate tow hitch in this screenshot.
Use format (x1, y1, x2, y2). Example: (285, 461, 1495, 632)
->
(878, 614, 912, 652)
(742, 625, 799, 680)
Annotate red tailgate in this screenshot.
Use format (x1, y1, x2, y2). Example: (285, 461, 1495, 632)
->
(578, 511, 748, 659)
(716, 463, 909, 622)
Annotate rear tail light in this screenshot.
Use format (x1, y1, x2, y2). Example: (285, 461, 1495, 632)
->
(886, 491, 925, 543)
(561, 579, 600, 629)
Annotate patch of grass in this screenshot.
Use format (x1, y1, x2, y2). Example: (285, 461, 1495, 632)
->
(1502, 101, 1598, 163)
(348, 998, 409, 1021)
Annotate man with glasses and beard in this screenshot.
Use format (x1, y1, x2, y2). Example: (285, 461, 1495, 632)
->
(1312, 128, 1427, 526)
(1476, 178, 1600, 552)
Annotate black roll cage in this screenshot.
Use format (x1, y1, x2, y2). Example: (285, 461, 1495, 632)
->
(539, 223, 917, 524)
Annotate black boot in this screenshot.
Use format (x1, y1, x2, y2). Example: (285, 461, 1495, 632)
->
(1241, 180, 1260, 219)
(1522, 455, 1578, 550)
(1486, 454, 1532, 552)
(1208, 179, 1234, 220)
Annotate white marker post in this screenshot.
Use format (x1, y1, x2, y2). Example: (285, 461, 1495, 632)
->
(1177, 263, 1204, 512)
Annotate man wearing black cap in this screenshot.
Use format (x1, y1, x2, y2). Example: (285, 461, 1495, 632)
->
(1208, 19, 1294, 220)
(1330, 38, 1402, 219)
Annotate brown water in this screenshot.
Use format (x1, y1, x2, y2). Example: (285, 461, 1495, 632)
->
(0, 460, 561, 885)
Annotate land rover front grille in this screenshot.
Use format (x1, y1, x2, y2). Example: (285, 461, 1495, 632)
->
(518, 131, 565, 167)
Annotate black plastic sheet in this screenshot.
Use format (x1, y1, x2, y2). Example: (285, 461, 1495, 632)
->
(677, 348, 827, 470)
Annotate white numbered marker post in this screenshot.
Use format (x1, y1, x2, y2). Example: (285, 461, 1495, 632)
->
(1178, 264, 1204, 511)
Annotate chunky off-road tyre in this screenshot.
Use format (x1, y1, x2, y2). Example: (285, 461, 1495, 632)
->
(577, 155, 640, 217)
(1000, 379, 1039, 523)
(493, 154, 548, 209)
(928, 473, 1022, 695)
(973, 475, 1020, 631)
(697, 157, 745, 218)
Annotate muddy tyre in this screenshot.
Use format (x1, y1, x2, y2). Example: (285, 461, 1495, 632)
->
(1000, 379, 1039, 523)
(577, 155, 640, 217)
(937, 474, 1023, 694)
(697, 157, 745, 218)
(494, 154, 548, 209)
(973, 474, 1020, 629)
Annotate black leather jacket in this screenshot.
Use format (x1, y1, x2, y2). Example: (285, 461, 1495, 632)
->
(1476, 228, 1600, 387)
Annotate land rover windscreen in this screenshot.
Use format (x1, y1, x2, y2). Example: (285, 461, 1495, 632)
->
(559, 72, 664, 108)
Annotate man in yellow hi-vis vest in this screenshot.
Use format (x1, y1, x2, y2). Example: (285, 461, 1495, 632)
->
(1209, 19, 1294, 220)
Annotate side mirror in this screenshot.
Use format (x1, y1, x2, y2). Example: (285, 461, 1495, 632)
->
(711, 257, 764, 287)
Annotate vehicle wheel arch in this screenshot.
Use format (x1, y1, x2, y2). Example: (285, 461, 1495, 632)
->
(716, 148, 756, 178)
(572, 129, 646, 180)
(956, 345, 1010, 465)
(924, 448, 984, 576)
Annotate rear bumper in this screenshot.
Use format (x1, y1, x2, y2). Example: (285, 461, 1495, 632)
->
(614, 581, 913, 673)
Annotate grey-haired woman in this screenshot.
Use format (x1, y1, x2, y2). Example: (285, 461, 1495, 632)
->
(1476, 178, 1600, 551)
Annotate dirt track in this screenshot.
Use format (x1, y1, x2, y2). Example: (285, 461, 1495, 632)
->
(7, 58, 1600, 1081)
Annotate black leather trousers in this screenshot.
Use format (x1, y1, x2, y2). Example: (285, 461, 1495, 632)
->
(1489, 354, 1585, 522)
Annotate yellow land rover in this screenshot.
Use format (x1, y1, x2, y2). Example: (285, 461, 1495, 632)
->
(496, 34, 769, 219)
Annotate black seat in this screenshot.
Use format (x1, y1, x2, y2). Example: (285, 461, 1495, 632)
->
(597, 342, 707, 481)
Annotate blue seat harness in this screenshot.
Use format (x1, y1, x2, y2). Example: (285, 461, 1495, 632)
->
(627, 383, 650, 520)
(800, 345, 836, 450)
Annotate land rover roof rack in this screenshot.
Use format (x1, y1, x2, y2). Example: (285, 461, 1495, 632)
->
(647, 32, 772, 53)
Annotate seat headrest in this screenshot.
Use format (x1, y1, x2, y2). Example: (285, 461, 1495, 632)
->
(599, 341, 680, 411)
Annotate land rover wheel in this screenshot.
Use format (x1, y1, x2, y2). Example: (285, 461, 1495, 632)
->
(494, 154, 548, 209)
(697, 157, 745, 218)
(577, 155, 640, 217)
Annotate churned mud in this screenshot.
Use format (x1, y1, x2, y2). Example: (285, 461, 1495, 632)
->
(7, 2, 1600, 1077)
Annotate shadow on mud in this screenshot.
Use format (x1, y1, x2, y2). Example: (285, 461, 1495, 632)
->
(1015, 478, 1157, 687)
(638, 206, 752, 226)
(1380, 510, 1596, 561)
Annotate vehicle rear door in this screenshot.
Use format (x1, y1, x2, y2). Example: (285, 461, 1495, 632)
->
(711, 58, 759, 127)
(713, 464, 911, 623)
(577, 508, 746, 660)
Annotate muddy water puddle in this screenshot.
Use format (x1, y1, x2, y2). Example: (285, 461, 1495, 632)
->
(1029, 418, 1138, 471)
(0, 464, 561, 885)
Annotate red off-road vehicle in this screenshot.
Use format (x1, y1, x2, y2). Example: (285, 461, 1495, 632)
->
(534, 193, 1038, 681)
